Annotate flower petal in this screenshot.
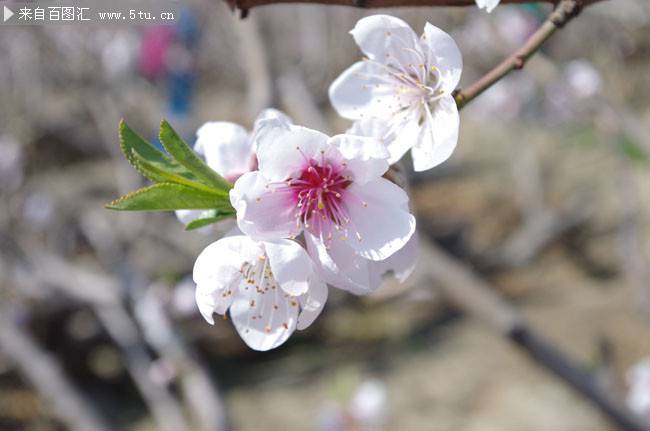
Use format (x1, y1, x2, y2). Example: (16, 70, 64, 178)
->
(411, 94, 459, 172)
(194, 122, 253, 178)
(351, 15, 423, 69)
(421, 23, 463, 93)
(329, 61, 406, 121)
(229, 276, 299, 351)
(348, 114, 420, 166)
(344, 179, 416, 261)
(305, 232, 381, 295)
(175, 209, 203, 225)
(384, 108, 423, 165)
(193, 236, 261, 324)
(230, 171, 299, 241)
(251, 109, 293, 152)
(371, 231, 418, 282)
(256, 124, 330, 181)
(329, 134, 389, 184)
(264, 239, 312, 296)
(475, 0, 501, 12)
(297, 276, 328, 330)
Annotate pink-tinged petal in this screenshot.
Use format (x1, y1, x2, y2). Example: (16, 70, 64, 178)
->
(371, 232, 419, 283)
(194, 122, 252, 178)
(264, 239, 312, 296)
(411, 94, 459, 172)
(229, 276, 299, 351)
(329, 61, 406, 121)
(256, 124, 330, 181)
(421, 23, 463, 94)
(475, 0, 501, 12)
(350, 15, 424, 70)
(305, 232, 381, 295)
(329, 134, 389, 184)
(230, 171, 299, 241)
(297, 277, 328, 330)
(345, 179, 416, 261)
(192, 236, 261, 324)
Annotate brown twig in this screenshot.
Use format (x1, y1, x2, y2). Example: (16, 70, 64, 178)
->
(454, 0, 586, 109)
(419, 241, 650, 431)
(225, 0, 604, 12)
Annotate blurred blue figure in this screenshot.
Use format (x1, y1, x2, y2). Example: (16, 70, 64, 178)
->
(142, 7, 200, 151)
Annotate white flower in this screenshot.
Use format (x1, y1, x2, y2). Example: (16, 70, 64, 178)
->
(193, 235, 327, 351)
(476, 0, 501, 13)
(230, 121, 416, 265)
(329, 15, 463, 172)
(195, 109, 292, 182)
(176, 109, 292, 228)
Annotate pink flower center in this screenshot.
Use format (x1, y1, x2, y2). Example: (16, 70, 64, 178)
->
(269, 150, 368, 246)
(290, 161, 351, 227)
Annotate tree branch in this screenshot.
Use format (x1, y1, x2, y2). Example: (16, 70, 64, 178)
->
(225, 0, 604, 13)
(454, 0, 585, 109)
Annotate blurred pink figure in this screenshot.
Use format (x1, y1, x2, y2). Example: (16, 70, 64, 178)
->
(139, 26, 174, 79)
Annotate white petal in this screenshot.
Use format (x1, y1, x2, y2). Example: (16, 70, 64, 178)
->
(383, 108, 422, 165)
(230, 171, 299, 241)
(175, 209, 215, 234)
(411, 94, 459, 172)
(347, 117, 390, 139)
(175, 209, 203, 225)
(192, 236, 261, 324)
(256, 124, 330, 181)
(229, 276, 299, 351)
(370, 232, 418, 283)
(329, 61, 406, 121)
(305, 232, 381, 295)
(264, 239, 312, 296)
(344, 179, 416, 261)
(475, 0, 501, 12)
(254, 108, 293, 130)
(347, 115, 420, 166)
(195, 122, 253, 178)
(329, 134, 389, 184)
(297, 277, 328, 330)
(351, 15, 423, 69)
(251, 109, 293, 152)
(421, 23, 463, 93)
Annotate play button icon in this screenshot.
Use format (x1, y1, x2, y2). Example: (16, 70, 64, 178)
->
(4, 6, 14, 22)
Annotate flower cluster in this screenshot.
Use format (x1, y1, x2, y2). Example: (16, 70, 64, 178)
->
(106, 12, 501, 350)
(183, 15, 470, 350)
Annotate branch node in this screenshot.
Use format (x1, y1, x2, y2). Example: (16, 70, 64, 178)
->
(513, 56, 526, 69)
(353, 0, 368, 8)
(240, 7, 250, 18)
(549, 0, 582, 28)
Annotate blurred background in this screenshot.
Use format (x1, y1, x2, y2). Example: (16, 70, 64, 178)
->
(1, 0, 650, 430)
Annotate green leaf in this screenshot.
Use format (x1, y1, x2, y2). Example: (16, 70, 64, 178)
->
(130, 148, 228, 197)
(185, 209, 236, 231)
(119, 120, 196, 182)
(619, 133, 648, 163)
(159, 120, 232, 192)
(105, 183, 233, 212)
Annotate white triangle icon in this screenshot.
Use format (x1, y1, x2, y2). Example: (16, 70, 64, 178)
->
(4, 6, 14, 22)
